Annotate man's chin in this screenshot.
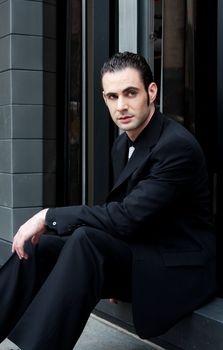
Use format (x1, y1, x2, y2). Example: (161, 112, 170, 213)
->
(118, 123, 137, 131)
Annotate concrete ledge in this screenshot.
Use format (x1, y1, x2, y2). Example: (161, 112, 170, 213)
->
(0, 314, 163, 350)
(153, 297, 223, 350)
(96, 298, 223, 350)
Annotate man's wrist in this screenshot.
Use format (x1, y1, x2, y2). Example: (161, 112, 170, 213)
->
(40, 208, 49, 224)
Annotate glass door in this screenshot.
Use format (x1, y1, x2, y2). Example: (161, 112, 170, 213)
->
(67, 0, 82, 205)
(56, 0, 83, 206)
(138, 0, 163, 108)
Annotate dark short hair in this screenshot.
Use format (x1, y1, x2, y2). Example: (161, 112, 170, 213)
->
(100, 51, 154, 91)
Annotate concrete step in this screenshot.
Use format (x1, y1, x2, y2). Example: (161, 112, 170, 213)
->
(75, 314, 165, 350)
(0, 314, 165, 350)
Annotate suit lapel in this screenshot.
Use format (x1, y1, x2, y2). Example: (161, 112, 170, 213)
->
(112, 134, 129, 183)
(111, 110, 165, 192)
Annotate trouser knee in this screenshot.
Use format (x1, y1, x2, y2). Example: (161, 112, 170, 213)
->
(68, 226, 112, 257)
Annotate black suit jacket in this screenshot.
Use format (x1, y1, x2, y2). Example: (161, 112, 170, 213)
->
(46, 109, 216, 338)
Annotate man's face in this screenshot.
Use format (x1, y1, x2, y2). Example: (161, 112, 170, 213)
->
(102, 67, 157, 140)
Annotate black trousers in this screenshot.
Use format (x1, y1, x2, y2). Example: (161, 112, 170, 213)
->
(0, 227, 133, 350)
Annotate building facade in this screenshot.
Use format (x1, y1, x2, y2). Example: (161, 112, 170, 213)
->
(0, 0, 57, 262)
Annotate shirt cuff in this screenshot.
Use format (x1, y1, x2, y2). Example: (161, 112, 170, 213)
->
(45, 208, 58, 231)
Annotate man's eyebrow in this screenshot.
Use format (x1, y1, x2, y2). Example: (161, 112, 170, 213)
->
(104, 86, 139, 96)
(123, 86, 139, 93)
(104, 91, 117, 97)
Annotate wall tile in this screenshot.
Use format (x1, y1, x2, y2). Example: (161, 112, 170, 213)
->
(22, 0, 41, 1)
(11, 1, 56, 38)
(13, 173, 43, 207)
(11, 35, 43, 70)
(43, 172, 56, 206)
(0, 35, 10, 72)
(0, 206, 13, 240)
(0, 71, 11, 105)
(0, 174, 12, 207)
(0, 139, 44, 174)
(43, 71, 56, 106)
(12, 70, 43, 105)
(12, 139, 43, 173)
(0, 105, 12, 139)
(11, 35, 56, 73)
(13, 206, 42, 232)
(0, 206, 42, 241)
(43, 139, 56, 173)
(43, 2, 56, 38)
(0, 1, 10, 38)
(23, 0, 56, 4)
(12, 105, 43, 139)
(0, 238, 12, 265)
(46, 0, 56, 4)
(43, 37, 56, 72)
(0, 105, 43, 140)
(11, 0, 43, 36)
(43, 105, 56, 139)
(0, 140, 12, 172)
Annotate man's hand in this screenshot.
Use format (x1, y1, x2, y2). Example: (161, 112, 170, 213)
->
(109, 299, 118, 304)
(12, 208, 49, 260)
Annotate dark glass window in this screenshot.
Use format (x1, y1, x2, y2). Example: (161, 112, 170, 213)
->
(56, 0, 82, 206)
(67, 0, 82, 204)
(153, 0, 163, 107)
(155, 0, 196, 132)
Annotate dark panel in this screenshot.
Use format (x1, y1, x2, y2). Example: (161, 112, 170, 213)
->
(91, 0, 111, 204)
(88, 0, 118, 205)
(216, 0, 223, 295)
(55, 0, 70, 206)
(194, 1, 217, 171)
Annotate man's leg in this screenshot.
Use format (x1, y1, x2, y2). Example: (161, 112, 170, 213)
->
(0, 235, 65, 342)
(9, 227, 133, 350)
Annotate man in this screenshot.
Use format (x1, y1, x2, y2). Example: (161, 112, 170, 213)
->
(0, 52, 216, 350)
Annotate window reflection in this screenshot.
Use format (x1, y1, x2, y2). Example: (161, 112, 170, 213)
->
(68, 0, 82, 204)
(154, 0, 163, 107)
(163, 0, 196, 131)
(154, 0, 196, 132)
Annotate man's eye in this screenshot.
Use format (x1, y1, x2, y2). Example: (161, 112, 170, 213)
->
(127, 90, 137, 97)
(107, 95, 117, 100)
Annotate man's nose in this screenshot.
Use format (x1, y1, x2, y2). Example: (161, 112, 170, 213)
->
(116, 96, 127, 111)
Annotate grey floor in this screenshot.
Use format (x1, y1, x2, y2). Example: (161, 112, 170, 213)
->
(0, 314, 165, 350)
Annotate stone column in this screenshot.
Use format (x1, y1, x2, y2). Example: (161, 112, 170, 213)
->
(0, 0, 57, 263)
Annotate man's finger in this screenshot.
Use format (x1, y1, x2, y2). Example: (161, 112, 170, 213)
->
(31, 234, 40, 245)
(12, 237, 28, 260)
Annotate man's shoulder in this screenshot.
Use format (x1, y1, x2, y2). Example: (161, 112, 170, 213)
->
(156, 114, 205, 164)
(161, 114, 199, 147)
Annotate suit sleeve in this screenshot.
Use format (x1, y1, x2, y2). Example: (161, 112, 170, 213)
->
(46, 136, 207, 238)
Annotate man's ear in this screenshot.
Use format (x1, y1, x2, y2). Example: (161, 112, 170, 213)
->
(147, 82, 158, 103)
(102, 91, 107, 104)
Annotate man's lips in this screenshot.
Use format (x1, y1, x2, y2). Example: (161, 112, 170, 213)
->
(118, 115, 134, 123)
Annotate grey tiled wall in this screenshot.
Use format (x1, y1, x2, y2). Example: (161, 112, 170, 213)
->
(0, 0, 57, 242)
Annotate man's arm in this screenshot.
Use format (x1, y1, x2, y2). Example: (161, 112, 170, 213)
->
(12, 133, 206, 258)
(46, 136, 204, 237)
